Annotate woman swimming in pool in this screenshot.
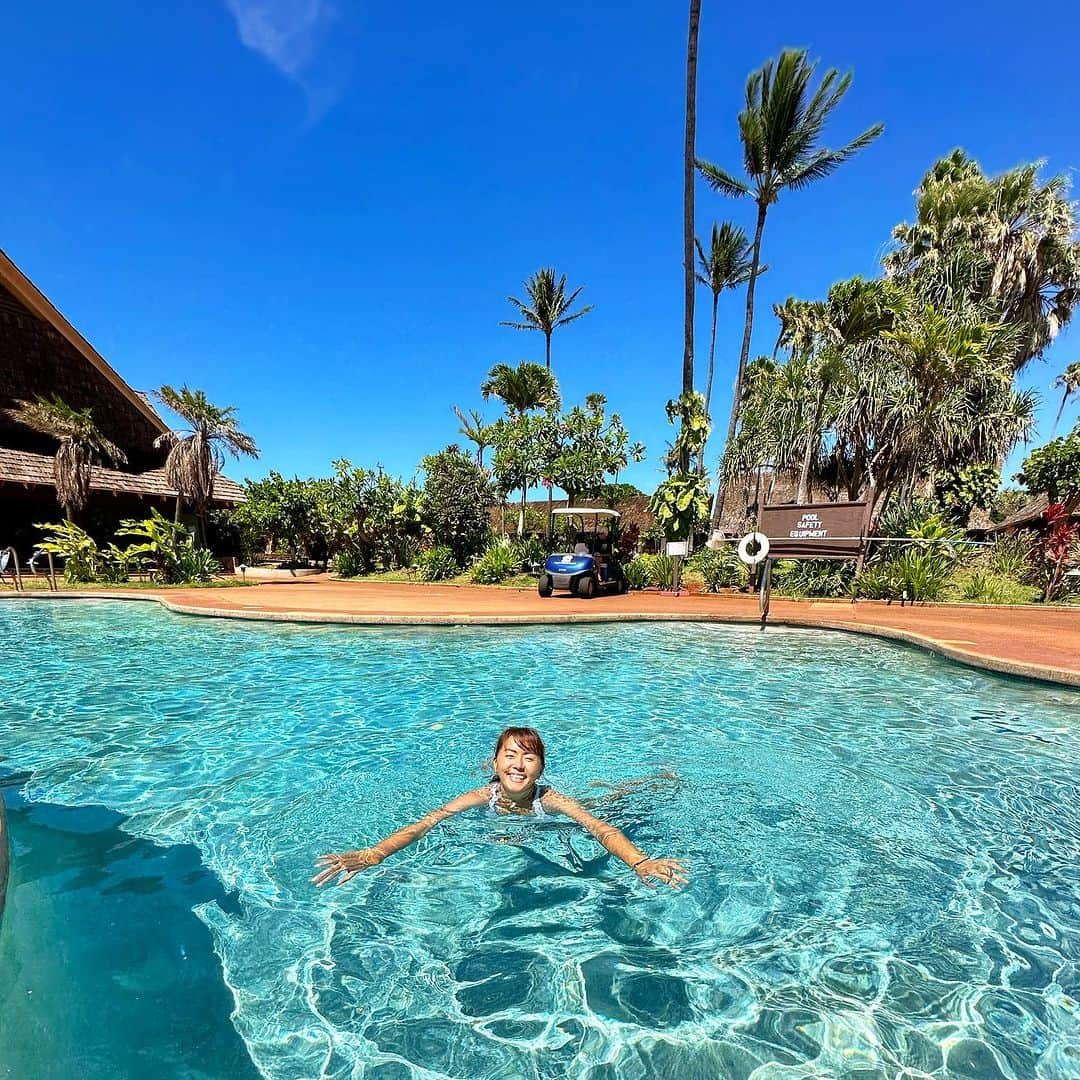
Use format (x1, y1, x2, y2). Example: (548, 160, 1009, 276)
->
(313, 726, 688, 891)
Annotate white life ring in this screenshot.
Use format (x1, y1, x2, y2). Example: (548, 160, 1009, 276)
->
(737, 531, 770, 566)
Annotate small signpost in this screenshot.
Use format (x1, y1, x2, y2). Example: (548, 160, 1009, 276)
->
(665, 540, 690, 594)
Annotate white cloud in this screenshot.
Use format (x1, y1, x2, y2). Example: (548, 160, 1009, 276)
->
(224, 0, 337, 84)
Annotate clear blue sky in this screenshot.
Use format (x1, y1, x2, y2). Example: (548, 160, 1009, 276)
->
(2, 1, 1076, 492)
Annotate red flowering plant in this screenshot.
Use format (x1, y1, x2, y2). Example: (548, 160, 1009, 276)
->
(1035, 503, 1080, 602)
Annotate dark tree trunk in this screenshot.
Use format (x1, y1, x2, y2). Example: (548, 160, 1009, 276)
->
(797, 381, 828, 503)
(726, 200, 768, 447)
(697, 291, 719, 475)
(545, 333, 551, 370)
(681, 0, 701, 397)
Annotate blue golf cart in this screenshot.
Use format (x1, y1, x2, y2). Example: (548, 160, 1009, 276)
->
(538, 508, 628, 599)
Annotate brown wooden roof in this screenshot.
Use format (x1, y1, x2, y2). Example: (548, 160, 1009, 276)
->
(0, 248, 168, 465)
(0, 446, 244, 504)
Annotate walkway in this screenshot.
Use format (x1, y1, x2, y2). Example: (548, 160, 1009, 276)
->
(17, 577, 1078, 688)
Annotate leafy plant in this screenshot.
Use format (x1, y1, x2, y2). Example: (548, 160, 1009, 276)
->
(622, 558, 650, 590)
(890, 548, 952, 601)
(117, 509, 193, 583)
(854, 562, 900, 600)
(988, 533, 1034, 580)
(773, 558, 855, 598)
(470, 538, 519, 584)
(421, 446, 494, 564)
(1017, 433, 1080, 506)
(34, 520, 105, 583)
(418, 545, 460, 582)
(688, 545, 746, 591)
(331, 549, 365, 579)
(1033, 503, 1080, 602)
(937, 462, 1001, 522)
(174, 543, 221, 584)
(649, 553, 675, 590)
(511, 536, 546, 571)
(649, 474, 711, 541)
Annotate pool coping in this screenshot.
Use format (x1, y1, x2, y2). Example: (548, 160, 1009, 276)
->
(3, 590, 1079, 690)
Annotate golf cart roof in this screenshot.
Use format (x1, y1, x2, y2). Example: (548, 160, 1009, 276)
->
(551, 507, 620, 518)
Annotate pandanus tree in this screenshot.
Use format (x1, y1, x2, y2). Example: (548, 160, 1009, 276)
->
(153, 385, 259, 545)
(7, 396, 126, 520)
(695, 221, 754, 470)
(697, 48, 883, 449)
(501, 268, 592, 370)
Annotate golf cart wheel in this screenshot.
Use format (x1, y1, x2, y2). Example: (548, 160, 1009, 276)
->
(577, 574, 596, 599)
(537, 573, 553, 598)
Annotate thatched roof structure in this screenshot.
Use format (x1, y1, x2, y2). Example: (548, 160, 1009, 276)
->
(0, 248, 243, 527)
(0, 446, 244, 504)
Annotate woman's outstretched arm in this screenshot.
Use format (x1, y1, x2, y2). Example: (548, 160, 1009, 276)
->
(542, 790, 689, 890)
(313, 786, 491, 886)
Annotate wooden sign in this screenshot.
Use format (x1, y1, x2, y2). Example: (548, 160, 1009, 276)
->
(758, 501, 869, 559)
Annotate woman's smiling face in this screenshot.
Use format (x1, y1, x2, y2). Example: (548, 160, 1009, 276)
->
(495, 736, 543, 796)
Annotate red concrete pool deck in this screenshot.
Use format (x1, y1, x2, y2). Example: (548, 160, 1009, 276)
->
(11, 577, 1079, 688)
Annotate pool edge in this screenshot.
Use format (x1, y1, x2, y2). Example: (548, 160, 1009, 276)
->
(3, 591, 1078, 690)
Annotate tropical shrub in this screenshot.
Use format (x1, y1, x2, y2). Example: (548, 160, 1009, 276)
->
(511, 536, 546, 571)
(418, 545, 460, 582)
(937, 463, 1001, 523)
(648, 553, 675, 590)
(887, 548, 953, 601)
(1032, 503, 1080, 602)
(622, 558, 649, 590)
(331, 549, 365, 578)
(773, 559, 855, 598)
(1017, 433, 1080, 506)
(853, 562, 899, 600)
(35, 520, 105, 583)
(421, 446, 495, 563)
(955, 571, 1036, 605)
(117, 509, 193, 583)
(687, 546, 746, 592)
(174, 543, 221, 584)
(470, 538, 519, 584)
(987, 533, 1034, 580)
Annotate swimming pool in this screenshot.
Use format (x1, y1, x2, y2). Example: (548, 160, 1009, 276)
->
(1, 599, 1078, 1078)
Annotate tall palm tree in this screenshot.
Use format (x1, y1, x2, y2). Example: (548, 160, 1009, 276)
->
(695, 222, 754, 469)
(451, 406, 492, 467)
(501, 269, 592, 370)
(7, 396, 126, 520)
(697, 48, 883, 448)
(1054, 362, 1080, 430)
(480, 362, 560, 415)
(682, 0, 702, 396)
(887, 152, 1080, 371)
(153, 385, 258, 545)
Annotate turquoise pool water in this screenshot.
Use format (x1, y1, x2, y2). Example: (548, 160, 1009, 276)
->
(1, 600, 1079, 1079)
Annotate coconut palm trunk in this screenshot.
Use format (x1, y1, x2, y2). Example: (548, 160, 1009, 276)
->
(697, 291, 719, 474)
(682, 0, 701, 397)
(729, 202, 768, 444)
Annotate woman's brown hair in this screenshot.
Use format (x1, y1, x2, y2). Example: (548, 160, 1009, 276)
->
(493, 727, 546, 771)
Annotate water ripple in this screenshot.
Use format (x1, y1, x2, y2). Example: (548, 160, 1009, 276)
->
(2, 600, 1080, 1078)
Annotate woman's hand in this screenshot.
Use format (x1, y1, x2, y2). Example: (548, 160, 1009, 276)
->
(634, 857, 689, 891)
(312, 848, 383, 887)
